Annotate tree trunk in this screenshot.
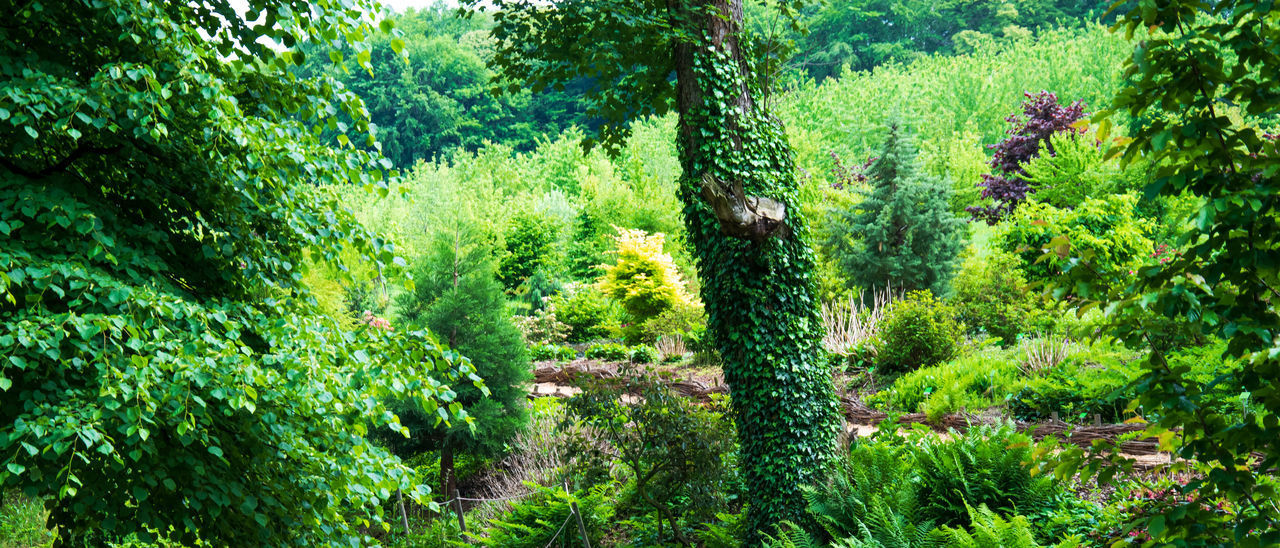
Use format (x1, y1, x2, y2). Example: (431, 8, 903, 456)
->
(440, 443, 457, 511)
(666, 0, 840, 543)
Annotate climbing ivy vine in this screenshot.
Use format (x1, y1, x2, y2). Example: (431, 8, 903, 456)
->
(469, 0, 838, 542)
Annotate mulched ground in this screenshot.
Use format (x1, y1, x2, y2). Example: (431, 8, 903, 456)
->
(529, 358, 1172, 467)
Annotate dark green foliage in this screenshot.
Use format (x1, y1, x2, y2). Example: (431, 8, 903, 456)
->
(529, 343, 577, 362)
(875, 291, 963, 374)
(567, 369, 739, 545)
(913, 425, 1058, 529)
(827, 122, 965, 296)
(1043, 4, 1280, 539)
(295, 6, 593, 168)
(0, 1, 480, 544)
(392, 224, 531, 478)
(477, 483, 615, 548)
(759, 0, 1116, 82)
(629, 345, 658, 364)
(498, 211, 562, 292)
(585, 343, 629, 362)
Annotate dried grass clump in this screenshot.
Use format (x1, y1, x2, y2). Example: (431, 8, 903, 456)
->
(821, 287, 894, 356)
(655, 333, 687, 361)
(1020, 335, 1072, 375)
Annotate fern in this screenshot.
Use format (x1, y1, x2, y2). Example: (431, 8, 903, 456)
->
(937, 503, 1040, 548)
(914, 424, 1057, 529)
(763, 521, 826, 548)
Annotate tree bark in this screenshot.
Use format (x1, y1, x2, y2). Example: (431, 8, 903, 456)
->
(440, 443, 457, 511)
(666, 0, 840, 543)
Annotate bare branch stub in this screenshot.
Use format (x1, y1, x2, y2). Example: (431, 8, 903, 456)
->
(699, 173, 790, 241)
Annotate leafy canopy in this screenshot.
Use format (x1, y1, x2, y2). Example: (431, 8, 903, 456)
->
(0, 0, 482, 544)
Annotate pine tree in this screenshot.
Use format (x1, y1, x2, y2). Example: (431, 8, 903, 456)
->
(829, 121, 965, 295)
(392, 222, 532, 503)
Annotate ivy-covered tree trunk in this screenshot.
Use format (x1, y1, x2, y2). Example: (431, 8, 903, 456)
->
(669, 0, 840, 540)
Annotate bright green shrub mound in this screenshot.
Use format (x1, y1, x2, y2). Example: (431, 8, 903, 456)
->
(585, 343, 630, 362)
(875, 291, 964, 374)
(869, 348, 1023, 419)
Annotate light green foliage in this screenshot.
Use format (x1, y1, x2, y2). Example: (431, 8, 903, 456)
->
(529, 343, 577, 363)
(779, 26, 1131, 188)
(0, 1, 481, 544)
(389, 224, 530, 476)
(1020, 130, 1147, 209)
(629, 345, 658, 364)
(994, 194, 1153, 286)
(937, 504, 1040, 548)
(869, 348, 1022, 420)
(640, 300, 707, 343)
(951, 249, 1048, 346)
(825, 121, 966, 295)
(477, 483, 616, 548)
(1, 492, 51, 547)
(762, 0, 1116, 81)
(585, 343, 630, 362)
(803, 442, 929, 545)
(875, 291, 964, 374)
(597, 228, 692, 342)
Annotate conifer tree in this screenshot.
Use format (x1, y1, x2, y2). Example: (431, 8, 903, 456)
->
(393, 223, 532, 503)
(829, 121, 965, 295)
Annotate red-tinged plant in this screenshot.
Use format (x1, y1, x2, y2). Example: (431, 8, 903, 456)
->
(968, 91, 1087, 224)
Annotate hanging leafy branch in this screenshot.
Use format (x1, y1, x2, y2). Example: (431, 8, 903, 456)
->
(0, 0, 484, 544)
(1036, 2, 1280, 545)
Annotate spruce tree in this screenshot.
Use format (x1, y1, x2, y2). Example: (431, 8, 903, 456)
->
(829, 121, 965, 295)
(393, 223, 532, 503)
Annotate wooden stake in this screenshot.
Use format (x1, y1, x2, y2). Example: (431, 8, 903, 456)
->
(454, 497, 467, 534)
(396, 489, 410, 536)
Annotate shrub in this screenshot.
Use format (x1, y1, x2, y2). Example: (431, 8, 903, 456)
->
(585, 343, 629, 362)
(967, 91, 1088, 224)
(868, 348, 1022, 419)
(995, 194, 1153, 288)
(914, 425, 1059, 530)
(548, 283, 618, 343)
(639, 300, 706, 344)
(629, 345, 657, 364)
(529, 343, 577, 362)
(512, 306, 571, 345)
(951, 249, 1044, 346)
(597, 228, 692, 342)
(874, 291, 963, 374)
(477, 483, 615, 548)
(566, 369, 739, 545)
